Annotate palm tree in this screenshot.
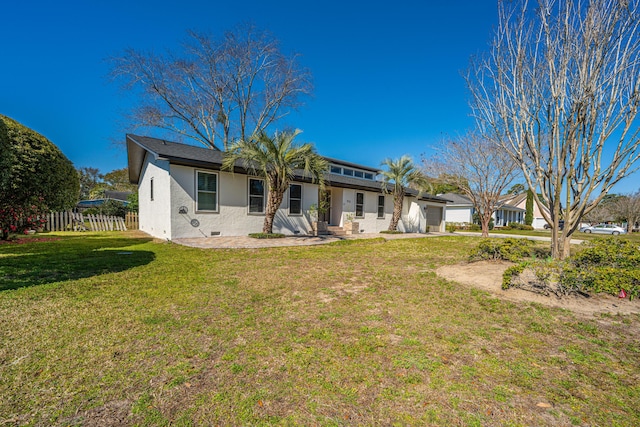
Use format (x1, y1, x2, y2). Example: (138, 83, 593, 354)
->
(223, 130, 328, 234)
(381, 156, 427, 231)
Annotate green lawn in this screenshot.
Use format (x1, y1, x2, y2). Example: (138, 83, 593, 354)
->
(1, 232, 639, 426)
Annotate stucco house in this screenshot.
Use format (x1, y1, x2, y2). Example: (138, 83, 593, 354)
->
(440, 192, 526, 227)
(126, 134, 449, 240)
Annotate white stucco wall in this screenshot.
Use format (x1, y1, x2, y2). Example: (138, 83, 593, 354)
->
(399, 198, 426, 233)
(166, 164, 319, 238)
(335, 189, 390, 233)
(138, 154, 172, 240)
(272, 183, 319, 235)
(138, 160, 446, 238)
(334, 190, 445, 233)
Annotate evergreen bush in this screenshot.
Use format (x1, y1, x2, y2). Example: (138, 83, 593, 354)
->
(0, 115, 79, 239)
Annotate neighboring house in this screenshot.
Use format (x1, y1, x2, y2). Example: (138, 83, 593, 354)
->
(440, 193, 475, 224)
(498, 193, 549, 229)
(441, 192, 526, 227)
(126, 134, 449, 240)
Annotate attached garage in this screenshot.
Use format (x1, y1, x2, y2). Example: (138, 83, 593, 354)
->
(426, 205, 443, 232)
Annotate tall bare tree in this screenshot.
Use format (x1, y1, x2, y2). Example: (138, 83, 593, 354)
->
(609, 190, 640, 232)
(469, 0, 640, 258)
(110, 24, 312, 151)
(426, 132, 520, 237)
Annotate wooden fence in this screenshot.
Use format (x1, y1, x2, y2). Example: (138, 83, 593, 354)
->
(45, 211, 138, 232)
(125, 212, 139, 230)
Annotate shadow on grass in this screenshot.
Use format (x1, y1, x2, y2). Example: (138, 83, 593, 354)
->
(0, 235, 155, 291)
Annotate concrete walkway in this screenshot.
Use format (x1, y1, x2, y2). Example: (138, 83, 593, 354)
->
(172, 232, 445, 249)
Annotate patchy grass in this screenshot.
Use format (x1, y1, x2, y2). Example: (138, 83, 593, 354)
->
(1, 232, 639, 426)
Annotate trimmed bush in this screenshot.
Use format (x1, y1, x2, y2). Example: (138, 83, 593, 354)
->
(248, 233, 285, 239)
(0, 115, 79, 239)
(469, 238, 538, 262)
(508, 222, 534, 230)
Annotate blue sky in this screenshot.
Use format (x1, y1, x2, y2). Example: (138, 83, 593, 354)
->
(2, 0, 638, 193)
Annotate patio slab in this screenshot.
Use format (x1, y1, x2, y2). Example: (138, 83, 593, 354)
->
(172, 232, 443, 249)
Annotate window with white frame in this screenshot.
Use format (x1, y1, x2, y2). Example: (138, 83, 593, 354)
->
(196, 171, 217, 211)
(377, 195, 385, 218)
(248, 178, 265, 213)
(289, 184, 302, 215)
(150, 177, 154, 201)
(355, 192, 364, 218)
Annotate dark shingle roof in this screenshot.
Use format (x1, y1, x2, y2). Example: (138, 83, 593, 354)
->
(127, 134, 449, 204)
(439, 193, 473, 206)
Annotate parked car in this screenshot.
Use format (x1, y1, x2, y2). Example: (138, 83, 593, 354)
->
(579, 223, 626, 235)
(544, 220, 564, 230)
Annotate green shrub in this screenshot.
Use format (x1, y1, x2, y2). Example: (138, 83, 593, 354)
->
(469, 238, 537, 262)
(445, 223, 457, 233)
(503, 262, 528, 289)
(525, 190, 534, 226)
(380, 230, 403, 234)
(571, 238, 640, 269)
(507, 222, 534, 231)
(468, 224, 481, 231)
(559, 239, 640, 298)
(0, 115, 79, 239)
(472, 213, 494, 230)
(248, 233, 285, 239)
(502, 239, 640, 298)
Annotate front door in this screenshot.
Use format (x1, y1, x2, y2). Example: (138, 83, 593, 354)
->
(319, 190, 331, 223)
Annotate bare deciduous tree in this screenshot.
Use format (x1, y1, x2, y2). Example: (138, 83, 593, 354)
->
(110, 24, 312, 151)
(609, 190, 640, 232)
(425, 132, 520, 237)
(468, 0, 640, 258)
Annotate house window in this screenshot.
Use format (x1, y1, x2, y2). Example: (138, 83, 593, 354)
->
(343, 168, 354, 177)
(364, 172, 374, 180)
(248, 178, 265, 213)
(355, 192, 364, 218)
(150, 178, 154, 201)
(289, 184, 302, 215)
(354, 170, 364, 178)
(196, 171, 217, 211)
(377, 195, 385, 218)
(330, 165, 342, 174)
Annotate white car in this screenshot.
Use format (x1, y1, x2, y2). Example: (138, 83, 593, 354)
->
(580, 223, 626, 235)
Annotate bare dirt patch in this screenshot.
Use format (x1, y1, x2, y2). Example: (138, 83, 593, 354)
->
(436, 260, 640, 317)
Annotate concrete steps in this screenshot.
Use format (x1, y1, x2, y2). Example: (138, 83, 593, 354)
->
(326, 225, 347, 236)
